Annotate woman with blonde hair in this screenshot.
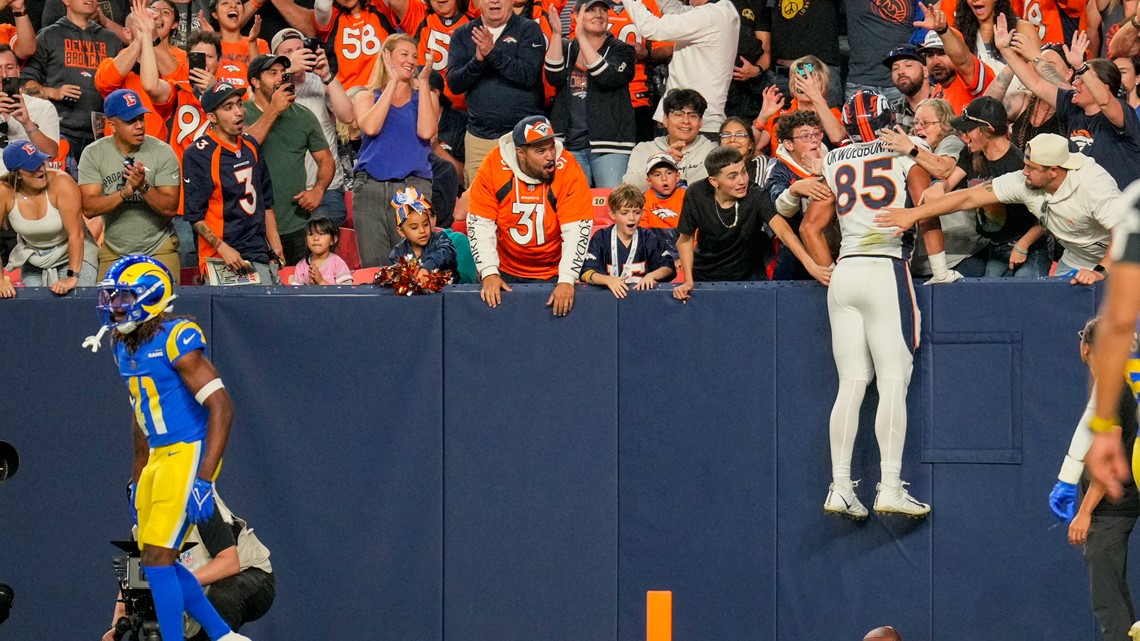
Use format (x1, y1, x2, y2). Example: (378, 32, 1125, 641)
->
(880, 97, 987, 278)
(753, 55, 845, 155)
(351, 33, 440, 267)
(0, 143, 97, 298)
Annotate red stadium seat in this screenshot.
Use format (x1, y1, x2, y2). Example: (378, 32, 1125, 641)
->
(278, 265, 296, 284)
(336, 227, 362, 270)
(4, 268, 20, 285)
(451, 216, 467, 235)
(179, 267, 200, 286)
(345, 190, 354, 229)
(353, 267, 380, 284)
(591, 188, 613, 225)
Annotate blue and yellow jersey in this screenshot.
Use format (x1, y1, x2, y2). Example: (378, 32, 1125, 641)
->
(113, 319, 210, 448)
(1127, 328, 1140, 403)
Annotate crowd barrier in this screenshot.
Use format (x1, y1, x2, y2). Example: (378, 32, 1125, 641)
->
(0, 280, 1115, 640)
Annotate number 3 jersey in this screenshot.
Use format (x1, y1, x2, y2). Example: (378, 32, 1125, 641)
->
(466, 135, 593, 282)
(182, 129, 273, 270)
(113, 319, 210, 448)
(822, 138, 926, 261)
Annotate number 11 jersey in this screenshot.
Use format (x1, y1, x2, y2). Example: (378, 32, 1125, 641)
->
(822, 138, 924, 261)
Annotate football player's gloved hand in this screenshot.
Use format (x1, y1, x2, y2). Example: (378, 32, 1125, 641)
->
(129, 482, 138, 525)
(187, 479, 215, 524)
(924, 269, 964, 285)
(1050, 481, 1078, 522)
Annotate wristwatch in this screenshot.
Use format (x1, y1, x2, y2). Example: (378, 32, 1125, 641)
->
(1093, 264, 1106, 274)
(66, 268, 79, 278)
(1131, 15, 1140, 30)
(908, 147, 920, 158)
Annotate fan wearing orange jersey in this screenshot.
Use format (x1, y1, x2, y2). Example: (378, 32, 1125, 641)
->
(316, 0, 398, 89)
(0, 0, 36, 61)
(416, 0, 472, 110)
(467, 115, 593, 316)
(212, 0, 271, 96)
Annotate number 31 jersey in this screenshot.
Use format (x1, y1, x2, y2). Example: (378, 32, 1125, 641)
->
(822, 138, 925, 261)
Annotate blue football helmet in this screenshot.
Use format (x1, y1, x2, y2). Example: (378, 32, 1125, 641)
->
(842, 90, 895, 144)
(96, 255, 176, 335)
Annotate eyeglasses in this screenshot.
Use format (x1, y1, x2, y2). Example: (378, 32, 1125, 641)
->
(669, 110, 702, 120)
(913, 119, 941, 128)
(791, 131, 823, 142)
(719, 132, 751, 140)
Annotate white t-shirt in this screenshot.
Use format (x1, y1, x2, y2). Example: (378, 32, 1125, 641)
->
(990, 154, 1124, 269)
(295, 72, 345, 191)
(0, 94, 61, 173)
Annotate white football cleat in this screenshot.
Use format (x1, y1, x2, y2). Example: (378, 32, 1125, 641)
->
(874, 482, 931, 518)
(1129, 620, 1140, 640)
(824, 481, 869, 520)
(924, 269, 964, 286)
(217, 633, 252, 641)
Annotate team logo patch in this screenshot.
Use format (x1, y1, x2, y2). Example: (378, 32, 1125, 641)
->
(524, 120, 553, 143)
(502, 36, 517, 44)
(123, 92, 138, 107)
(19, 142, 36, 156)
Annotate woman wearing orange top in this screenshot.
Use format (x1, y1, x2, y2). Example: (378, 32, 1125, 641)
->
(752, 55, 845, 156)
(210, 0, 270, 96)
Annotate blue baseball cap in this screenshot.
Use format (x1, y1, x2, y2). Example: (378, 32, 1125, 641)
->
(3, 142, 51, 172)
(104, 89, 151, 122)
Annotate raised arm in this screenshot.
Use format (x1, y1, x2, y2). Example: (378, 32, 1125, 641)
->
(994, 14, 1060, 108)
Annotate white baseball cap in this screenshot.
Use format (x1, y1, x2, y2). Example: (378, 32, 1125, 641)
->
(1024, 133, 1083, 170)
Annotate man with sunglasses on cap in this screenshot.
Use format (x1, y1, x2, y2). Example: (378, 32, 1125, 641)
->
(467, 114, 592, 316)
(876, 132, 1125, 286)
(883, 44, 930, 133)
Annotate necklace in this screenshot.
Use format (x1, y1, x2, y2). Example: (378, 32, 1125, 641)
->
(715, 201, 739, 229)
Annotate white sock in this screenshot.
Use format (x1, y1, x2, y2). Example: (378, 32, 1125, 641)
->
(830, 377, 868, 483)
(874, 377, 909, 487)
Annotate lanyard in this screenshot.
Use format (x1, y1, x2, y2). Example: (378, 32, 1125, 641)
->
(609, 228, 639, 279)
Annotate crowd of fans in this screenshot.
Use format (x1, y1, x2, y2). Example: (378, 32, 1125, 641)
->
(0, 0, 1134, 299)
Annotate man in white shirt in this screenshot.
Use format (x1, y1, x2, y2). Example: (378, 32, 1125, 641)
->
(622, 0, 738, 134)
(876, 133, 1125, 286)
(0, 43, 59, 172)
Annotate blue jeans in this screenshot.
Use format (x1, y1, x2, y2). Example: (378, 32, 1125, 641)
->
(314, 187, 348, 228)
(984, 242, 1051, 278)
(570, 150, 630, 189)
(20, 261, 97, 287)
(173, 216, 198, 273)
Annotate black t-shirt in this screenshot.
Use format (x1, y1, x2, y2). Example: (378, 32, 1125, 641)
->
(196, 509, 239, 558)
(759, 0, 840, 65)
(956, 144, 1041, 246)
(1055, 87, 1140, 189)
(564, 66, 589, 152)
(677, 180, 776, 281)
(1081, 383, 1140, 518)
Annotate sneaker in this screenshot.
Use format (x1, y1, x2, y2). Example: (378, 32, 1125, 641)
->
(824, 481, 869, 520)
(1129, 621, 1140, 640)
(873, 482, 931, 518)
(218, 633, 252, 641)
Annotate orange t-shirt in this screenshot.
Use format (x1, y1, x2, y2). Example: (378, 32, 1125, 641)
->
(217, 38, 270, 97)
(0, 24, 16, 49)
(642, 187, 685, 229)
(168, 81, 210, 215)
(318, 7, 397, 90)
(371, 0, 427, 33)
(1021, 0, 1087, 44)
(94, 59, 177, 139)
(468, 146, 593, 280)
(416, 12, 471, 110)
(932, 55, 994, 113)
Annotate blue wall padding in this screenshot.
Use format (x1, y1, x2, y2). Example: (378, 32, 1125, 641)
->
(0, 281, 1118, 641)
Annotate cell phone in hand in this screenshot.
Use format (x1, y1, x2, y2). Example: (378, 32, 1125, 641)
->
(2, 77, 19, 98)
(304, 38, 323, 55)
(188, 51, 207, 73)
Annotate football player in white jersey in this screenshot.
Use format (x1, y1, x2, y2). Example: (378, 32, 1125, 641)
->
(807, 90, 950, 519)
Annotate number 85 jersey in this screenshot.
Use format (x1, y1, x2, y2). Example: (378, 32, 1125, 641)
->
(822, 138, 927, 261)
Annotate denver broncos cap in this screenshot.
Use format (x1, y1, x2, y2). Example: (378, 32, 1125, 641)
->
(104, 89, 150, 121)
(513, 115, 557, 147)
(200, 82, 242, 113)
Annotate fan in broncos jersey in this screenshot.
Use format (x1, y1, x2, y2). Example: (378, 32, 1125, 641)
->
(808, 90, 953, 521)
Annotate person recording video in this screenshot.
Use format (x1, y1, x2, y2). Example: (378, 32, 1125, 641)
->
(103, 492, 275, 641)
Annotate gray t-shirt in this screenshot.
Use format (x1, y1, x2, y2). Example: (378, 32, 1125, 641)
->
(844, 0, 915, 89)
(294, 73, 345, 191)
(77, 135, 181, 255)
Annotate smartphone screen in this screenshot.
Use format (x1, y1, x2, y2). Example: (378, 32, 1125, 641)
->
(189, 52, 207, 72)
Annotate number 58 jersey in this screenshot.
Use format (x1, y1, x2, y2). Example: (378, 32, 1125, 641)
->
(822, 138, 926, 261)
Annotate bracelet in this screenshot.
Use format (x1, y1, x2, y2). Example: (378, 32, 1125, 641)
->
(1012, 245, 1028, 255)
(934, 24, 949, 35)
(1131, 15, 1140, 29)
(323, 75, 335, 85)
(1090, 415, 1120, 434)
(12, 10, 25, 16)
(24, 123, 38, 135)
(1075, 63, 1091, 75)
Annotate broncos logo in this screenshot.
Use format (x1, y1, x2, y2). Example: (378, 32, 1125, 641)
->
(871, 0, 909, 23)
(1070, 129, 1093, 153)
(652, 206, 679, 221)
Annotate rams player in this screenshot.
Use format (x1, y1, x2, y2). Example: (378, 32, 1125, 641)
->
(85, 255, 251, 641)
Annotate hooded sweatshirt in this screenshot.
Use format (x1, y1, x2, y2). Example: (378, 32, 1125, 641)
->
(21, 16, 122, 140)
(622, 133, 716, 191)
(466, 133, 594, 283)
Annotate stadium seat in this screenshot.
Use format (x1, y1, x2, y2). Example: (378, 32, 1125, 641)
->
(4, 268, 19, 285)
(278, 265, 296, 284)
(451, 216, 467, 235)
(353, 267, 381, 284)
(179, 267, 200, 286)
(591, 188, 613, 225)
(345, 190, 354, 229)
(336, 227, 362, 270)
